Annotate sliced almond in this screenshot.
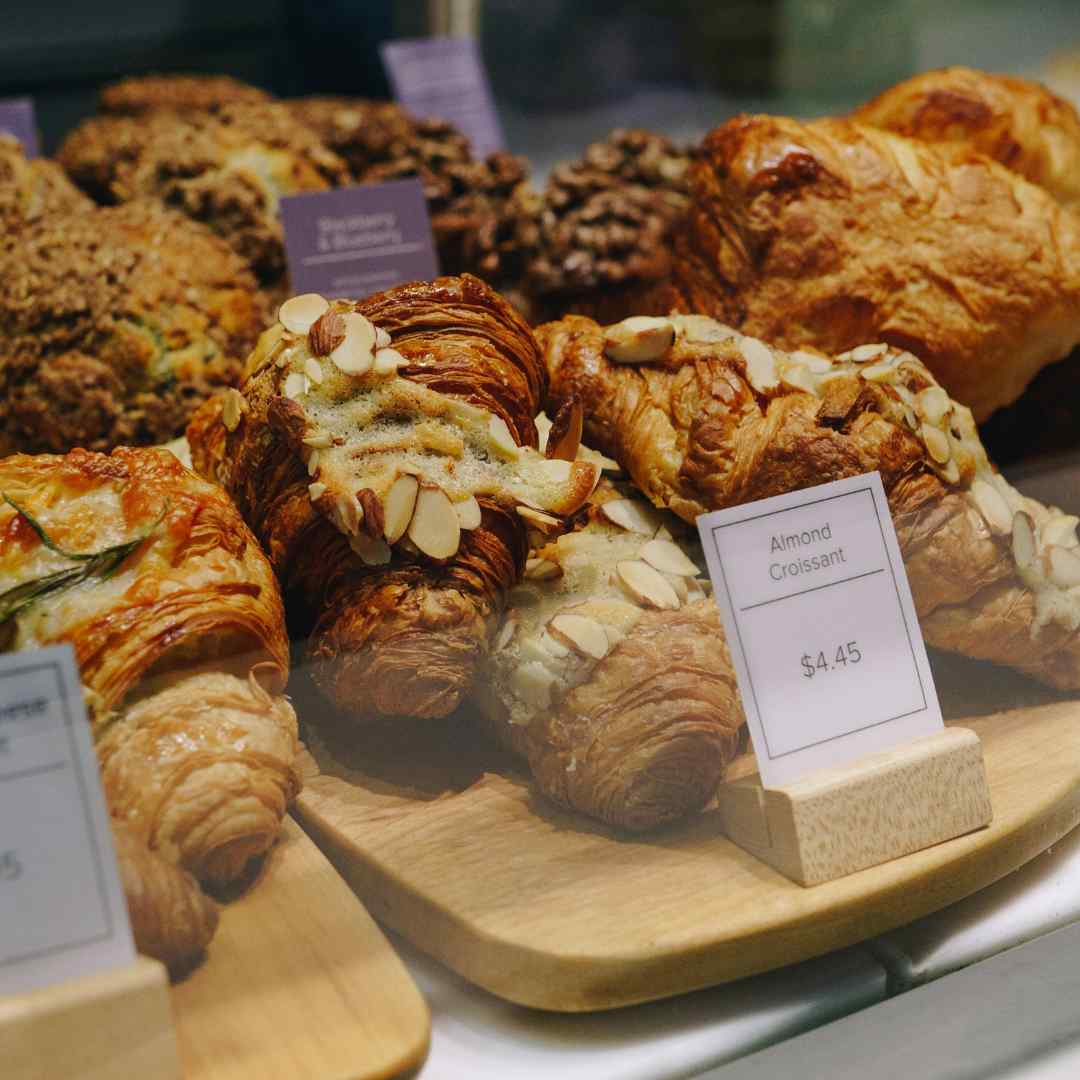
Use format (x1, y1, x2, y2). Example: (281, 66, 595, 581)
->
(383, 475, 420, 543)
(525, 557, 561, 581)
(454, 494, 482, 530)
(640, 538, 698, 576)
(304, 356, 324, 384)
(283, 372, 308, 400)
(1042, 516, 1080, 548)
(791, 349, 832, 374)
(616, 559, 681, 609)
(939, 458, 961, 485)
(307, 450, 320, 476)
(780, 363, 817, 394)
(349, 533, 392, 566)
(488, 416, 520, 459)
(549, 613, 610, 660)
(739, 336, 779, 392)
(329, 313, 376, 374)
(970, 479, 1012, 536)
(408, 486, 461, 559)
(221, 388, 246, 431)
(510, 660, 557, 707)
(677, 315, 733, 344)
(922, 423, 951, 464)
(335, 493, 362, 535)
(447, 399, 488, 425)
(534, 459, 573, 483)
(667, 573, 690, 603)
(516, 505, 561, 533)
(373, 347, 407, 375)
(547, 397, 583, 462)
(601, 498, 663, 536)
(1013, 511, 1036, 569)
(375, 325, 391, 349)
(357, 488, 385, 539)
(849, 343, 888, 363)
(860, 361, 897, 384)
(303, 430, 334, 449)
(1047, 544, 1080, 589)
(917, 386, 951, 426)
(494, 616, 517, 652)
(279, 293, 329, 334)
(308, 481, 327, 502)
(603, 316, 675, 364)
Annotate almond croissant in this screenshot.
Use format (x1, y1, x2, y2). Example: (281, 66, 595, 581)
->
(0, 447, 299, 886)
(188, 276, 598, 720)
(476, 478, 744, 831)
(542, 313, 1080, 690)
(655, 114, 1080, 421)
(854, 66, 1080, 209)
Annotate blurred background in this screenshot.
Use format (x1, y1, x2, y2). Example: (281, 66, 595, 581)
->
(6, 0, 1080, 177)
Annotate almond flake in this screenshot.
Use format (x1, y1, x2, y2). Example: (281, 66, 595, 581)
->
(616, 559, 681, 609)
(791, 349, 832, 373)
(308, 482, 327, 502)
(779, 363, 816, 394)
(535, 459, 573, 483)
(917, 386, 951, 426)
(329, 313, 376, 374)
(547, 397, 583, 462)
(279, 293, 329, 334)
(510, 661, 558, 707)
(488, 416, 520, 459)
(516, 505, 561, 532)
(850, 343, 888, 363)
(383, 475, 419, 543)
(860, 361, 897, 384)
(739, 337, 779, 392)
(549, 613, 610, 660)
(373, 347, 407, 375)
(922, 423, 951, 464)
(375, 325, 391, 349)
(1012, 512, 1036, 569)
(1041, 516, 1080, 548)
(302, 430, 334, 449)
(525, 557, 561, 580)
(304, 357, 324, 384)
(454, 494, 482, 530)
(307, 450, 320, 476)
(221, 388, 246, 431)
(640, 538, 698, 576)
(970, 479, 1012, 535)
(604, 316, 675, 364)
(349, 533, 392, 566)
(408, 486, 461, 559)
(494, 616, 517, 652)
(600, 498, 663, 535)
(283, 372, 308, 400)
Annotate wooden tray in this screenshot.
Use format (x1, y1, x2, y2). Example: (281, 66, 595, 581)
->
(171, 817, 430, 1079)
(294, 653, 1080, 1013)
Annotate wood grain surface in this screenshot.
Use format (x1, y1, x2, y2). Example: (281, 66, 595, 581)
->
(170, 817, 430, 1080)
(294, 651, 1080, 1013)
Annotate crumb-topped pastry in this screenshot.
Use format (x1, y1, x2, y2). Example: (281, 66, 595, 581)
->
(57, 103, 349, 281)
(0, 133, 92, 233)
(99, 73, 272, 115)
(0, 202, 268, 455)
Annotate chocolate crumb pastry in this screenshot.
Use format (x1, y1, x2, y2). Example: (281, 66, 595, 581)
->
(0, 134, 92, 233)
(57, 103, 349, 282)
(524, 128, 692, 324)
(289, 96, 539, 288)
(543, 312, 1080, 690)
(99, 73, 272, 115)
(0, 202, 268, 455)
(188, 276, 598, 720)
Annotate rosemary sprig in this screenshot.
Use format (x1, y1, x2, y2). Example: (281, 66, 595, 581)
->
(0, 496, 169, 633)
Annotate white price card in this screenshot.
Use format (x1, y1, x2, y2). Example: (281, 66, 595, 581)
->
(0, 645, 134, 996)
(697, 472, 943, 788)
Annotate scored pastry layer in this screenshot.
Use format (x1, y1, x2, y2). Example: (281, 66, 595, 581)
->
(541, 312, 1080, 689)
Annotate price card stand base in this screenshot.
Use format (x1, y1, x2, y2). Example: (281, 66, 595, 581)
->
(0, 957, 181, 1079)
(717, 728, 993, 887)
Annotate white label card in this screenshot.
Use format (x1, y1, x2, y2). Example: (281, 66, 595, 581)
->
(697, 472, 943, 788)
(0, 645, 135, 996)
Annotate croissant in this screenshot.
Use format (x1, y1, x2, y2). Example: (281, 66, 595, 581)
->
(542, 312, 1080, 690)
(854, 66, 1080, 208)
(0, 447, 299, 885)
(655, 113, 1080, 421)
(188, 276, 597, 720)
(112, 820, 219, 974)
(476, 478, 744, 830)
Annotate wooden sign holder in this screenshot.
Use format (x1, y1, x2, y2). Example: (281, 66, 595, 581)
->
(716, 728, 993, 887)
(0, 957, 181, 1080)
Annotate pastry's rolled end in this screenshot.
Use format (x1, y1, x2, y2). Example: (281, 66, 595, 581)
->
(97, 670, 301, 887)
(112, 820, 219, 975)
(528, 601, 743, 831)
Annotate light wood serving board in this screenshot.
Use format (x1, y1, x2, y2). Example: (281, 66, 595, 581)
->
(294, 653, 1080, 1013)
(170, 817, 430, 1080)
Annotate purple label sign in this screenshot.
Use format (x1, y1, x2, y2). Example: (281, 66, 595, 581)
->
(381, 36, 504, 158)
(280, 178, 440, 300)
(0, 98, 38, 158)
